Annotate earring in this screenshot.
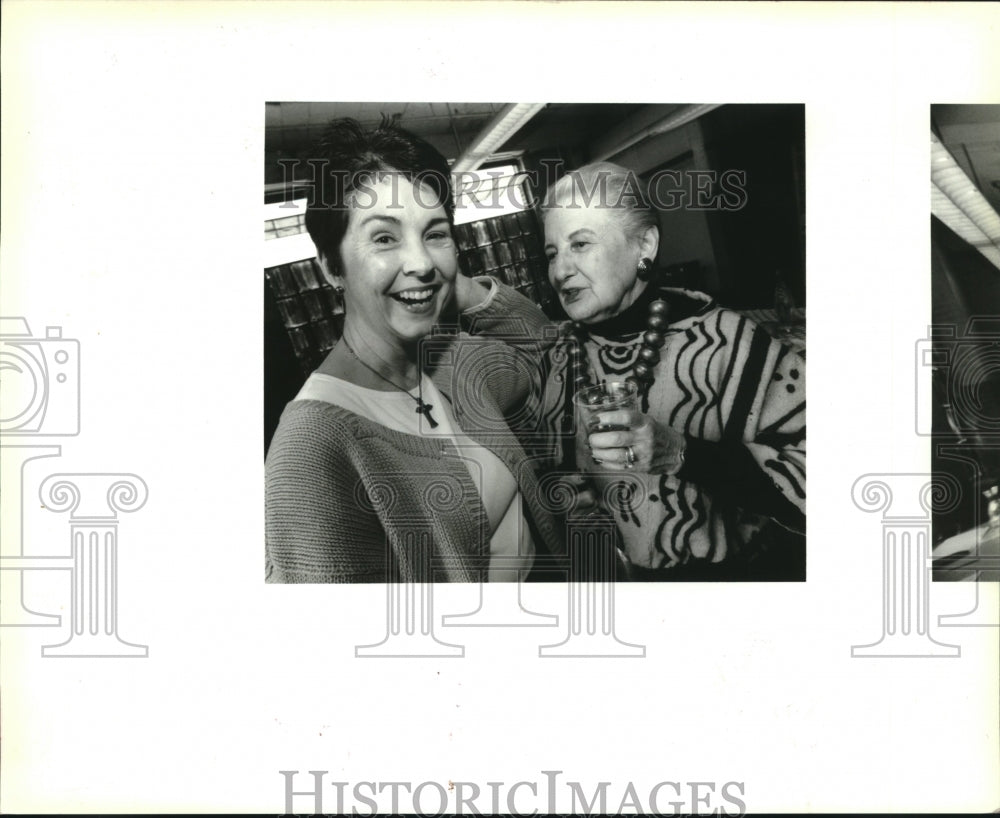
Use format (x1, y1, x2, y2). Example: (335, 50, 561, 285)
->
(334, 285, 345, 295)
(636, 257, 654, 281)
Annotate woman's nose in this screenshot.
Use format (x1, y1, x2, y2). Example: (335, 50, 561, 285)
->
(400, 235, 435, 278)
(550, 252, 574, 285)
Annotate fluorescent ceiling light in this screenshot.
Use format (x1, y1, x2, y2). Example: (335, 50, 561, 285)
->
(264, 233, 316, 270)
(931, 132, 1000, 270)
(264, 198, 307, 223)
(592, 103, 722, 163)
(451, 103, 546, 173)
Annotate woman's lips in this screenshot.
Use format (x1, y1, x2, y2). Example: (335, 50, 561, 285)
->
(389, 285, 440, 312)
(561, 287, 584, 304)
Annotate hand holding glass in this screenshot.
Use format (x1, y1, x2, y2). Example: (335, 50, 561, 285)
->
(573, 381, 639, 470)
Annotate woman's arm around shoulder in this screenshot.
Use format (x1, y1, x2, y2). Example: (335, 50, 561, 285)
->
(456, 275, 560, 350)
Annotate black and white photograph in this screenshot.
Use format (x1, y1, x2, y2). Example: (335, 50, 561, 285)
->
(927, 104, 1000, 583)
(264, 102, 806, 584)
(2, 3, 997, 815)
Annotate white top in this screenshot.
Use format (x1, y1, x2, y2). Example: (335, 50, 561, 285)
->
(295, 371, 535, 582)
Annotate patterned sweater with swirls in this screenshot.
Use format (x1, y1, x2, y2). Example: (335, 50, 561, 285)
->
(537, 286, 806, 571)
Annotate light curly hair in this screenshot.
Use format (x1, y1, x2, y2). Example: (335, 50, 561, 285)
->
(541, 161, 658, 245)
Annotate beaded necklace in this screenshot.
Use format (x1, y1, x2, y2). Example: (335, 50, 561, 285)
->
(568, 297, 670, 414)
(561, 296, 671, 552)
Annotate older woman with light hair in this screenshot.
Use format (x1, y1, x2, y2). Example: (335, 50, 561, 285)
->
(539, 160, 806, 579)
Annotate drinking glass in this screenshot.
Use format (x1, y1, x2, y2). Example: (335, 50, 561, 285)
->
(572, 381, 639, 470)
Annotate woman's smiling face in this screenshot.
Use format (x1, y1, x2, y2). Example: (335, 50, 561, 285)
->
(543, 203, 649, 324)
(333, 172, 457, 349)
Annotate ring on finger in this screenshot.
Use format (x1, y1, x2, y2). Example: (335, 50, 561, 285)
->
(624, 445, 636, 468)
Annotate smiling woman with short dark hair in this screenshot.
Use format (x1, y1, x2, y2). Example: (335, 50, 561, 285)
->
(265, 119, 562, 583)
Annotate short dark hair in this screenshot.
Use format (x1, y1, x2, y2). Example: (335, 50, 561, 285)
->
(302, 117, 454, 274)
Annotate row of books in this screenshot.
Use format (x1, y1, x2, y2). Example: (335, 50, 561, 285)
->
(283, 315, 344, 374)
(266, 210, 557, 374)
(452, 210, 541, 248)
(265, 258, 345, 375)
(455, 211, 556, 312)
(265, 258, 327, 298)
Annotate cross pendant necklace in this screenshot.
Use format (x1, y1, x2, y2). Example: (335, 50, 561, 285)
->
(413, 400, 438, 428)
(340, 337, 439, 429)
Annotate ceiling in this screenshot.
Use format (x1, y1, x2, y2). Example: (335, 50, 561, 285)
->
(265, 102, 502, 158)
(264, 101, 648, 163)
(933, 104, 1000, 215)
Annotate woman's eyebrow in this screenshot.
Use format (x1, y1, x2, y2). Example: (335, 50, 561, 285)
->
(358, 215, 449, 230)
(544, 228, 597, 249)
(359, 214, 401, 227)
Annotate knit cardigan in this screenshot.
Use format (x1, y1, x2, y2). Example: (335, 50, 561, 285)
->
(265, 284, 564, 583)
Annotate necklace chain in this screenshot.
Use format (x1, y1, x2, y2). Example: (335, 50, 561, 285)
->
(340, 336, 439, 428)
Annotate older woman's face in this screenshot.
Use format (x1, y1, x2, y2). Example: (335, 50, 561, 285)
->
(335, 173, 457, 347)
(543, 204, 645, 324)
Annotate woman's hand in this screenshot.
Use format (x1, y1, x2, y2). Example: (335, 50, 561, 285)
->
(563, 472, 600, 517)
(588, 410, 686, 475)
(453, 274, 492, 313)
